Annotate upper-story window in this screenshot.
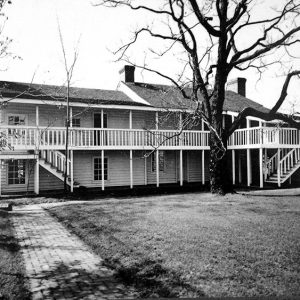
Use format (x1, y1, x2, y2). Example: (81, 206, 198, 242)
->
(72, 118, 81, 127)
(8, 114, 26, 135)
(65, 118, 81, 127)
(8, 115, 26, 126)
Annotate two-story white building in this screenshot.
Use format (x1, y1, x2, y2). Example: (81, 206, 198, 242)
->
(0, 66, 299, 195)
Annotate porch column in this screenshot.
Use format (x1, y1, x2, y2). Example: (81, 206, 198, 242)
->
(201, 119, 205, 185)
(34, 156, 39, 195)
(35, 106, 39, 150)
(36, 105, 39, 126)
(129, 110, 133, 189)
(232, 115, 235, 185)
(101, 150, 105, 191)
(179, 150, 183, 186)
(246, 118, 252, 186)
(264, 148, 268, 180)
(259, 148, 263, 188)
(156, 150, 159, 187)
(130, 150, 133, 189)
(277, 148, 281, 187)
(238, 151, 242, 183)
(70, 150, 74, 193)
(144, 155, 147, 185)
(202, 150, 205, 185)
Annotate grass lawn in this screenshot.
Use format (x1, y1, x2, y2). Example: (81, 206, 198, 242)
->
(0, 210, 31, 300)
(47, 193, 300, 298)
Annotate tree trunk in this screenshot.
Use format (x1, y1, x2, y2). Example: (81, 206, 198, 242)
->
(209, 130, 231, 194)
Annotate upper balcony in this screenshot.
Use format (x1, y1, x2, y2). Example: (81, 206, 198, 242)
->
(1, 125, 299, 152)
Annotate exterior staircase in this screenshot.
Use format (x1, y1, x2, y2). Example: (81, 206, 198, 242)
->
(265, 148, 300, 186)
(39, 150, 80, 188)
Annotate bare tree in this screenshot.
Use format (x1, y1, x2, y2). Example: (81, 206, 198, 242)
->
(57, 23, 79, 193)
(96, 0, 300, 194)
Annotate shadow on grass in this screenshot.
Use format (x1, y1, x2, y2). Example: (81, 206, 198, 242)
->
(112, 257, 205, 298)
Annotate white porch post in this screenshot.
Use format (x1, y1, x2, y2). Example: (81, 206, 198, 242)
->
(179, 150, 183, 186)
(259, 148, 263, 188)
(34, 156, 39, 195)
(277, 148, 281, 187)
(179, 112, 183, 186)
(36, 105, 39, 126)
(101, 150, 105, 191)
(264, 148, 268, 180)
(246, 118, 252, 186)
(144, 155, 147, 185)
(130, 150, 133, 189)
(70, 107, 74, 192)
(231, 115, 235, 185)
(201, 119, 205, 185)
(70, 150, 74, 193)
(156, 150, 159, 187)
(129, 110, 133, 189)
(202, 150, 205, 185)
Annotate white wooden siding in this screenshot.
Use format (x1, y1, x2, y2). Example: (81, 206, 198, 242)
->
(187, 150, 210, 182)
(146, 150, 177, 184)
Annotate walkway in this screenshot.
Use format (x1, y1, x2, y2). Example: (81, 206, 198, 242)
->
(11, 205, 137, 300)
(239, 187, 300, 196)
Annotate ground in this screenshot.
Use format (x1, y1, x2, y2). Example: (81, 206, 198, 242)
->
(42, 192, 300, 298)
(0, 210, 30, 300)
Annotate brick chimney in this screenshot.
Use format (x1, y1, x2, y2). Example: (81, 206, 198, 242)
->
(227, 77, 246, 97)
(119, 65, 135, 83)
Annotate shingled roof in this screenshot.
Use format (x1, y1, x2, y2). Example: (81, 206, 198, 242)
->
(125, 82, 270, 113)
(0, 81, 144, 107)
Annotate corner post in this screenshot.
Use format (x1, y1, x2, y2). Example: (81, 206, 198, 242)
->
(156, 150, 159, 188)
(201, 119, 205, 185)
(231, 115, 235, 185)
(277, 148, 281, 187)
(129, 110, 133, 189)
(34, 155, 39, 195)
(246, 118, 252, 186)
(259, 148, 263, 188)
(101, 149, 105, 191)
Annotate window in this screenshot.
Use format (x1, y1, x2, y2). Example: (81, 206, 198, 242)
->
(151, 151, 165, 172)
(65, 118, 81, 127)
(8, 160, 26, 185)
(72, 118, 81, 127)
(8, 115, 26, 126)
(8, 115, 26, 135)
(94, 157, 108, 180)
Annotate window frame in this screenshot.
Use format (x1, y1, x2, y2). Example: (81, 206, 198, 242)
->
(151, 151, 165, 173)
(93, 156, 108, 181)
(7, 159, 27, 186)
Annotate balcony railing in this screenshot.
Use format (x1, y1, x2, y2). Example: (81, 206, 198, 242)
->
(1, 125, 299, 150)
(228, 126, 300, 148)
(0, 126, 210, 149)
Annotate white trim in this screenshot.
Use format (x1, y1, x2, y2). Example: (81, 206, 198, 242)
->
(0, 154, 35, 159)
(130, 150, 133, 189)
(179, 149, 183, 186)
(118, 81, 151, 106)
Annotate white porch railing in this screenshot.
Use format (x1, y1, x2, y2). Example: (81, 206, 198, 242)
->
(0, 126, 210, 149)
(1, 125, 299, 150)
(228, 126, 300, 148)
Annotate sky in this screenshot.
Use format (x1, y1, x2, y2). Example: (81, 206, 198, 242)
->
(1, 0, 300, 112)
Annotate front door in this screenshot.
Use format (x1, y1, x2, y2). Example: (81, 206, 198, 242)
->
(94, 113, 107, 146)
